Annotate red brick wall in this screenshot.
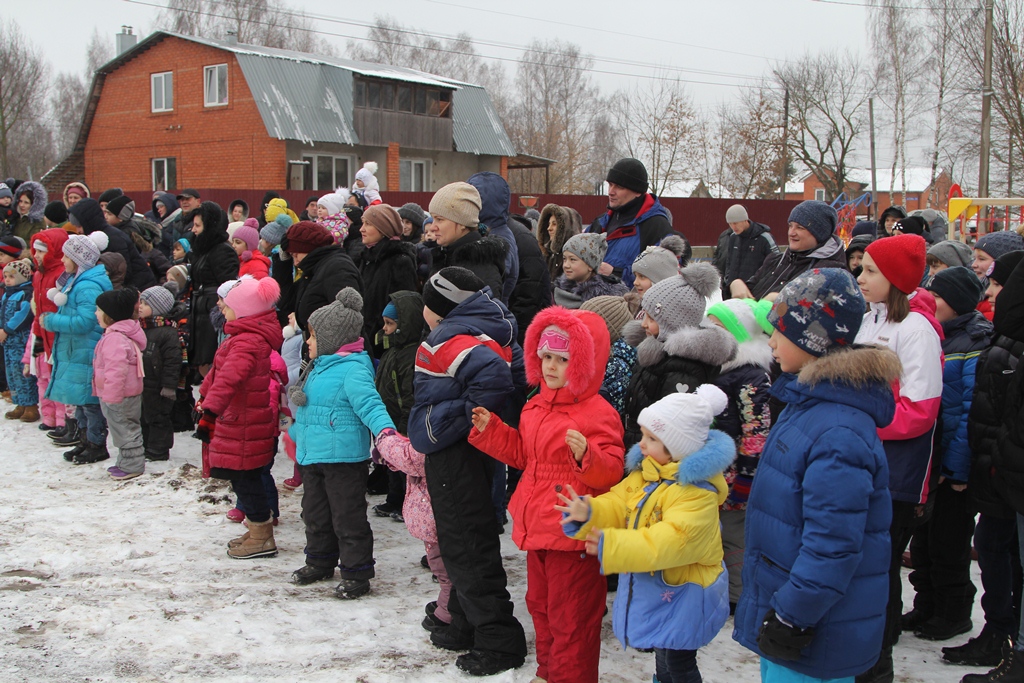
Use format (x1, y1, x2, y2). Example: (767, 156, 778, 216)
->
(386, 143, 400, 192)
(499, 156, 508, 180)
(85, 36, 285, 194)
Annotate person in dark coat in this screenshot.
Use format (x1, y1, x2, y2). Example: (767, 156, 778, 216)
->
(355, 205, 419, 357)
(428, 182, 509, 300)
(877, 204, 908, 238)
(468, 172, 518, 304)
(105, 196, 171, 282)
(138, 284, 185, 461)
(152, 192, 187, 256)
(187, 201, 238, 372)
(732, 201, 847, 301)
(257, 191, 279, 228)
(273, 221, 363, 334)
(722, 204, 779, 296)
(68, 199, 156, 291)
(507, 214, 552, 345)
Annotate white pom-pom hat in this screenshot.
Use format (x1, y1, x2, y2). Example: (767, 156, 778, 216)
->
(637, 383, 729, 461)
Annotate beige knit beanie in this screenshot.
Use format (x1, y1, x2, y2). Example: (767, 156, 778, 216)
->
(429, 182, 481, 228)
(580, 295, 632, 343)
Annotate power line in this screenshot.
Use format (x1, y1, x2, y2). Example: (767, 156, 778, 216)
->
(810, 0, 973, 10)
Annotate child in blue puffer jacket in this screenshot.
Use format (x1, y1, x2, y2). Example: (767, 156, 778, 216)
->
(733, 268, 898, 683)
(1, 259, 37, 421)
(287, 288, 394, 600)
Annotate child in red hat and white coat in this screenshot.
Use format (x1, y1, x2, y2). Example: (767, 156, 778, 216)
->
(468, 306, 625, 683)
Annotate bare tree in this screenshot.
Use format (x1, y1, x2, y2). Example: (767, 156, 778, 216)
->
(157, 0, 335, 55)
(720, 85, 786, 198)
(687, 105, 732, 198)
(49, 73, 88, 158)
(773, 51, 868, 202)
(613, 77, 697, 196)
(921, 0, 967, 206)
(85, 27, 114, 79)
(0, 18, 52, 178)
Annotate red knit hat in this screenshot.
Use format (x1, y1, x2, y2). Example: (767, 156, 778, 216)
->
(864, 233, 927, 294)
(282, 220, 333, 255)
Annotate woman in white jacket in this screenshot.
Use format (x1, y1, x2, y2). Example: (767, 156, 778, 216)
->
(854, 232, 944, 683)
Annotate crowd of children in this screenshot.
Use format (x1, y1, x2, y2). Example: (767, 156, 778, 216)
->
(5, 167, 1024, 683)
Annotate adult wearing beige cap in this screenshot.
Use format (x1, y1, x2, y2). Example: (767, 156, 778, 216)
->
(356, 204, 418, 356)
(721, 204, 778, 298)
(428, 182, 509, 299)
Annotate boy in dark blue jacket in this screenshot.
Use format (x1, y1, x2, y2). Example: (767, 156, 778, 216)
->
(734, 268, 898, 682)
(1, 259, 37, 420)
(903, 267, 993, 641)
(405, 267, 527, 677)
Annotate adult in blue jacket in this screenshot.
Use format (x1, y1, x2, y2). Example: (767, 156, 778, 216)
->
(733, 268, 898, 681)
(468, 172, 518, 304)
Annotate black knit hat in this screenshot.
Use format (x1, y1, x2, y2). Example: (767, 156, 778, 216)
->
(423, 267, 484, 319)
(106, 195, 135, 222)
(606, 158, 649, 194)
(97, 188, 123, 205)
(96, 286, 139, 323)
(990, 250, 1024, 285)
(44, 201, 68, 224)
(928, 266, 983, 317)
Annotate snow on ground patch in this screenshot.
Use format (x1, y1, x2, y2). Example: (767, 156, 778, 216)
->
(0, 418, 996, 681)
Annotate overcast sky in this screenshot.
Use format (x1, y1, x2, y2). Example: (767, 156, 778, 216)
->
(23, 0, 915, 167)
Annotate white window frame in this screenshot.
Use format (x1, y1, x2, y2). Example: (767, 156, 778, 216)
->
(151, 72, 173, 112)
(204, 64, 228, 107)
(152, 157, 176, 192)
(301, 154, 356, 191)
(400, 158, 431, 192)
(814, 188, 826, 202)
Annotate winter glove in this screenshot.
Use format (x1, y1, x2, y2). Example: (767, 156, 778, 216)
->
(757, 609, 815, 661)
(193, 410, 217, 443)
(160, 387, 177, 400)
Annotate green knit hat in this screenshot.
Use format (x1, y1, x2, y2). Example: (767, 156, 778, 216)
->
(707, 299, 773, 343)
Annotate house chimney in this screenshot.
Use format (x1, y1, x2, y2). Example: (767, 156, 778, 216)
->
(116, 26, 137, 55)
(225, 30, 238, 45)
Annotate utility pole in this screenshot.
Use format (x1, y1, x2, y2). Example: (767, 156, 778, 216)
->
(778, 88, 789, 201)
(979, 0, 995, 232)
(869, 97, 879, 220)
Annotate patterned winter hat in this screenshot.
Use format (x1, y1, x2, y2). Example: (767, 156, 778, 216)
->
(62, 233, 105, 271)
(768, 268, 865, 357)
(562, 233, 608, 272)
(307, 287, 364, 356)
(641, 261, 720, 338)
(580, 295, 632, 343)
(423, 267, 484, 319)
(638, 384, 728, 460)
(140, 283, 176, 317)
(2, 258, 32, 285)
(975, 231, 1024, 260)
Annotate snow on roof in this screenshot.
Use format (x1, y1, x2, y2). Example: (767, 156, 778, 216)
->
(847, 167, 943, 193)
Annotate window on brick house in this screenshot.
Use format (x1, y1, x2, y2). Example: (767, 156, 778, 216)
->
(204, 64, 228, 106)
(814, 188, 825, 202)
(301, 154, 355, 191)
(152, 72, 173, 112)
(152, 158, 177, 192)
(400, 159, 430, 192)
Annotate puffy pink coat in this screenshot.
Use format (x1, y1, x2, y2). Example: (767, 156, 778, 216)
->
(376, 433, 436, 543)
(469, 307, 625, 552)
(199, 308, 283, 471)
(92, 319, 147, 404)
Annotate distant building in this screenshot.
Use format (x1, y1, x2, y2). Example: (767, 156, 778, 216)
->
(43, 31, 515, 195)
(783, 167, 953, 213)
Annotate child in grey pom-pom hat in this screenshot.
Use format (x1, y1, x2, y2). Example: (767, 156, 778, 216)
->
(286, 287, 396, 599)
(553, 233, 628, 309)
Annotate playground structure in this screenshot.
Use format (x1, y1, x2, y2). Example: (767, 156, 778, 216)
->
(947, 183, 1024, 242)
(830, 192, 873, 245)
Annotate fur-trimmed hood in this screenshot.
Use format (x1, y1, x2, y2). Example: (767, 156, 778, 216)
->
(449, 233, 508, 268)
(63, 182, 90, 207)
(636, 323, 737, 369)
(552, 273, 629, 308)
(720, 338, 773, 373)
(774, 344, 902, 429)
(15, 181, 46, 223)
(537, 203, 583, 257)
(625, 430, 736, 488)
(525, 306, 610, 402)
(192, 202, 229, 254)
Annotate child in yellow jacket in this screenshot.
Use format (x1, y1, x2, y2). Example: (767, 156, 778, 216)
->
(557, 384, 735, 683)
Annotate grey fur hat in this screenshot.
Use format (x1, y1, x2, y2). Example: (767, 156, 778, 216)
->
(562, 233, 607, 272)
(641, 261, 719, 338)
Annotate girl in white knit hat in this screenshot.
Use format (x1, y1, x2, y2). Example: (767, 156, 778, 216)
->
(557, 385, 735, 683)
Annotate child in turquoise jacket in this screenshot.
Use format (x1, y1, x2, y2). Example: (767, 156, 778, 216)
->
(287, 288, 395, 600)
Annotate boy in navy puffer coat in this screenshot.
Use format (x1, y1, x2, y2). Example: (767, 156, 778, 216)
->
(902, 268, 993, 640)
(287, 288, 394, 599)
(734, 268, 898, 682)
(405, 267, 527, 677)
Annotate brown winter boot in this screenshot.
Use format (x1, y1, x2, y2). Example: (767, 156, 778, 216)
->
(227, 518, 277, 559)
(4, 405, 25, 420)
(19, 405, 39, 423)
(226, 531, 250, 549)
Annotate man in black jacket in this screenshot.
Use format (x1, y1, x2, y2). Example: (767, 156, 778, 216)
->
(722, 204, 779, 296)
(69, 198, 156, 291)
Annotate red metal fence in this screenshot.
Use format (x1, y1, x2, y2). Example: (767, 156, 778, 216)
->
(127, 189, 801, 247)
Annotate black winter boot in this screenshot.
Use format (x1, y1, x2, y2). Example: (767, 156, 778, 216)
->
(455, 649, 525, 677)
(63, 442, 87, 462)
(52, 419, 80, 446)
(944, 628, 1014, 667)
(900, 607, 933, 633)
(291, 565, 335, 585)
(430, 624, 474, 651)
(962, 647, 1024, 682)
(916, 616, 973, 641)
(856, 652, 894, 683)
(334, 579, 370, 600)
(73, 441, 110, 465)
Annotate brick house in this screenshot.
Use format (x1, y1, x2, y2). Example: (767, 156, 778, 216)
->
(43, 31, 515, 197)
(784, 167, 953, 214)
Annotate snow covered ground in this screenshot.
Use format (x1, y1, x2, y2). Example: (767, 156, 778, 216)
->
(0, 416, 994, 682)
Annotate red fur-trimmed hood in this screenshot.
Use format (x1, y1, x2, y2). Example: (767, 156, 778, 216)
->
(525, 306, 610, 402)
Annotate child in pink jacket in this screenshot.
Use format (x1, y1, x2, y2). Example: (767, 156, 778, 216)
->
(376, 432, 452, 634)
(93, 287, 147, 481)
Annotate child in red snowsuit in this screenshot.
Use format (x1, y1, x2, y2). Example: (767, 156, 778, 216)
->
(469, 306, 625, 683)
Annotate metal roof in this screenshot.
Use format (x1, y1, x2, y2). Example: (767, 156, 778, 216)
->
(101, 32, 514, 153)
